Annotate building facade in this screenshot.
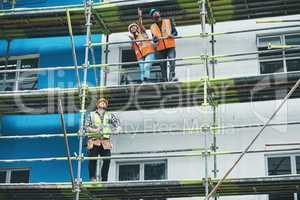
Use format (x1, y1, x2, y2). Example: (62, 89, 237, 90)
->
(0, 1, 299, 200)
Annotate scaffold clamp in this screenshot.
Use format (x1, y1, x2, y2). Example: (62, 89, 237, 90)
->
(75, 153, 84, 161)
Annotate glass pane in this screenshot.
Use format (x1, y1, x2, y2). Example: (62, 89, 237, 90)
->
(0, 171, 6, 183)
(287, 59, 300, 72)
(10, 170, 30, 183)
(119, 164, 140, 181)
(286, 34, 300, 45)
(285, 48, 300, 58)
(0, 60, 17, 81)
(268, 157, 291, 176)
(259, 36, 281, 47)
(269, 193, 294, 200)
(260, 60, 284, 74)
(120, 49, 140, 85)
(19, 58, 38, 90)
(144, 163, 166, 180)
(121, 49, 139, 68)
(296, 156, 300, 174)
(20, 58, 38, 69)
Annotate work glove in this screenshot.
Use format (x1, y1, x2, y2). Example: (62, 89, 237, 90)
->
(153, 36, 159, 43)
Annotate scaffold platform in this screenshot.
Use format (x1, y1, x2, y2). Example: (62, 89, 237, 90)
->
(0, 0, 299, 38)
(0, 175, 299, 200)
(0, 71, 299, 114)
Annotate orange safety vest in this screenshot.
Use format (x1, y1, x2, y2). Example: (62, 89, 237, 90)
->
(150, 18, 176, 51)
(131, 32, 155, 60)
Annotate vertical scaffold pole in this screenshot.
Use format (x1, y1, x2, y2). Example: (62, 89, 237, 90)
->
(200, 0, 210, 198)
(201, 0, 209, 77)
(75, 1, 93, 200)
(103, 35, 110, 86)
(89, 35, 99, 86)
(66, 9, 81, 88)
(210, 24, 218, 200)
(202, 76, 209, 198)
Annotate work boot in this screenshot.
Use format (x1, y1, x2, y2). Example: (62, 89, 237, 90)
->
(143, 77, 151, 84)
(90, 177, 97, 182)
(170, 77, 178, 82)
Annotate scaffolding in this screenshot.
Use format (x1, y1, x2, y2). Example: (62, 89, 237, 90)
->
(0, 0, 300, 200)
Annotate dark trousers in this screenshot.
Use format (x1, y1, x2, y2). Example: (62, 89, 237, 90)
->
(88, 145, 111, 181)
(156, 47, 176, 82)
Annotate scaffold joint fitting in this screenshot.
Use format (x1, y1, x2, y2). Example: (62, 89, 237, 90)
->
(82, 63, 89, 68)
(81, 84, 89, 91)
(86, 41, 92, 48)
(76, 154, 84, 161)
(201, 125, 210, 132)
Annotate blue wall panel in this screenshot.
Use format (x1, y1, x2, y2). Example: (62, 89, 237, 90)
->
(0, 1, 102, 183)
(1, 0, 101, 9)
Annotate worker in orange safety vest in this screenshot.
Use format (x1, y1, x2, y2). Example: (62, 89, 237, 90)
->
(128, 8, 156, 83)
(149, 8, 178, 82)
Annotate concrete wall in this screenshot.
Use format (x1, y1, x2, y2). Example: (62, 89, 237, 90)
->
(103, 14, 300, 200)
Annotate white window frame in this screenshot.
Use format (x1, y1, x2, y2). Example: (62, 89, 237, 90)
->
(257, 32, 300, 74)
(265, 153, 300, 200)
(0, 167, 31, 183)
(116, 159, 168, 181)
(0, 54, 39, 91)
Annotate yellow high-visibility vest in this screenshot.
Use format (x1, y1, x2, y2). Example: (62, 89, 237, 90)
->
(89, 111, 111, 139)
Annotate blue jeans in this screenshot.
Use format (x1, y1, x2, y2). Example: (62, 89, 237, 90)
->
(156, 47, 176, 82)
(138, 53, 155, 81)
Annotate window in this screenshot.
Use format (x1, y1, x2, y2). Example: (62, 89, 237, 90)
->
(0, 56, 39, 91)
(266, 154, 300, 200)
(117, 160, 167, 181)
(267, 156, 291, 175)
(118, 161, 166, 200)
(119, 164, 140, 181)
(0, 168, 30, 183)
(296, 156, 300, 174)
(119, 48, 162, 85)
(258, 33, 300, 74)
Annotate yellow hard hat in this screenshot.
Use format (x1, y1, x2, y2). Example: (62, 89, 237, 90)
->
(96, 98, 109, 107)
(128, 23, 139, 33)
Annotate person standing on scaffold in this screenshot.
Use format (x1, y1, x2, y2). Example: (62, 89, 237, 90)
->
(128, 8, 156, 83)
(85, 98, 121, 182)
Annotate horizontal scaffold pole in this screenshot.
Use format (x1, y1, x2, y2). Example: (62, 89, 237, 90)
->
(256, 19, 300, 23)
(91, 24, 300, 47)
(0, 147, 299, 163)
(0, 47, 298, 75)
(1, 121, 300, 140)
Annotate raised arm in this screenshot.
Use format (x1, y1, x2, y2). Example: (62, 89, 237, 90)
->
(110, 113, 121, 133)
(138, 8, 146, 33)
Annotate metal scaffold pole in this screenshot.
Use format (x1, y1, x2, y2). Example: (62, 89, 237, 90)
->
(103, 35, 110, 86)
(200, 0, 210, 198)
(66, 8, 81, 88)
(89, 38, 99, 86)
(210, 23, 218, 200)
(75, 0, 93, 200)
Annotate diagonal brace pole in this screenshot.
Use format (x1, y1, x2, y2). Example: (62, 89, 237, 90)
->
(66, 8, 81, 88)
(58, 98, 76, 191)
(206, 78, 300, 200)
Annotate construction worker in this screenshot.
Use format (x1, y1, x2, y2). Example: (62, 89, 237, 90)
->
(150, 8, 178, 82)
(85, 98, 120, 182)
(128, 8, 155, 83)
